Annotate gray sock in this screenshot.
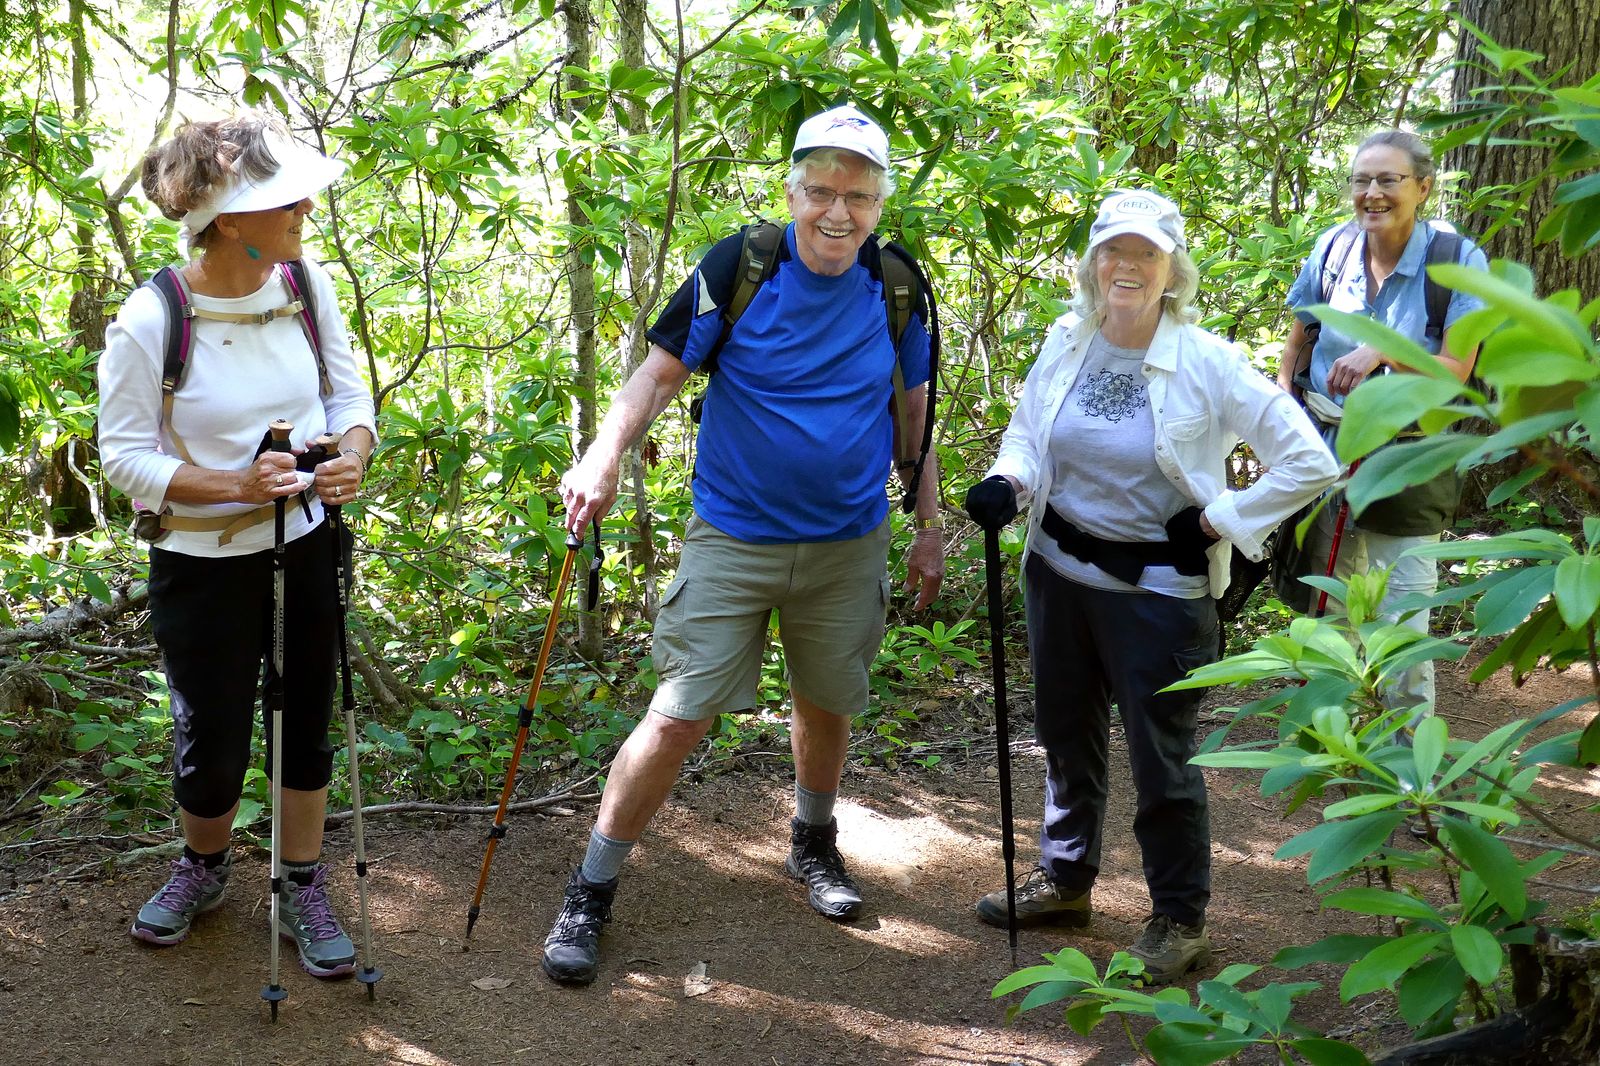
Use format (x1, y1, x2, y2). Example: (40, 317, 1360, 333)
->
(580, 828, 635, 884)
(794, 783, 836, 827)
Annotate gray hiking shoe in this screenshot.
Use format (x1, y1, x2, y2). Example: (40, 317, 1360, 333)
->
(975, 866, 1091, 929)
(786, 817, 863, 920)
(131, 854, 230, 946)
(542, 868, 619, 986)
(1129, 913, 1211, 985)
(277, 863, 356, 979)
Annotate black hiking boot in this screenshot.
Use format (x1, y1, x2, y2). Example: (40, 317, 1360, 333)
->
(541, 868, 618, 986)
(785, 817, 863, 920)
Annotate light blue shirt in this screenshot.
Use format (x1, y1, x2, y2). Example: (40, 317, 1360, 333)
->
(1286, 220, 1489, 405)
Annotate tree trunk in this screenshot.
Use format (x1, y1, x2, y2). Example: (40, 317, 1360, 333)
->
(1444, 0, 1600, 300)
(51, 0, 101, 537)
(563, 0, 603, 660)
(1370, 937, 1600, 1066)
(615, 0, 660, 619)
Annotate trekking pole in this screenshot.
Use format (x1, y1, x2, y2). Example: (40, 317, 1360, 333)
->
(313, 433, 383, 1001)
(261, 418, 294, 1022)
(463, 520, 602, 945)
(1313, 459, 1363, 620)
(982, 525, 1020, 967)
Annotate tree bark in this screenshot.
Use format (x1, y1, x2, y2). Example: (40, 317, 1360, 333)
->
(52, 0, 102, 536)
(564, 0, 603, 659)
(1444, 0, 1600, 299)
(615, 0, 660, 618)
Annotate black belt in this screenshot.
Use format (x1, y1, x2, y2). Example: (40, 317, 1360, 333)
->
(1040, 505, 1210, 586)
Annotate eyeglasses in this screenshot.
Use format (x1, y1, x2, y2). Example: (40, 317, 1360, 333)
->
(797, 183, 881, 210)
(1348, 173, 1413, 192)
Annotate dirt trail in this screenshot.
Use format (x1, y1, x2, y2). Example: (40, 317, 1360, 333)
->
(1, 657, 1594, 1066)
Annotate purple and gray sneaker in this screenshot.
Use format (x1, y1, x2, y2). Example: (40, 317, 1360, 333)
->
(131, 854, 230, 946)
(277, 863, 356, 979)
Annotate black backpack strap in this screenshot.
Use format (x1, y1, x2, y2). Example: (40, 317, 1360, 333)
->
(1421, 229, 1464, 346)
(873, 236, 938, 513)
(689, 222, 785, 423)
(145, 266, 194, 400)
(280, 259, 332, 396)
(142, 266, 198, 465)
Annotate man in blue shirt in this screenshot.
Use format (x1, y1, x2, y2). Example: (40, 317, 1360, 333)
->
(540, 105, 944, 986)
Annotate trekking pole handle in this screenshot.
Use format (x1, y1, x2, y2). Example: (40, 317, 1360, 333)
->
(269, 419, 294, 452)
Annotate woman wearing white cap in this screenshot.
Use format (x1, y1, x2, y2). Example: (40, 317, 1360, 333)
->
(963, 190, 1336, 983)
(99, 111, 375, 976)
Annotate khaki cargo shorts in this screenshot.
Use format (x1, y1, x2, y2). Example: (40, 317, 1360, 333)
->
(648, 514, 893, 720)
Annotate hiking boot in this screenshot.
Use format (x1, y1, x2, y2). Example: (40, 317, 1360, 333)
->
(277, 863, 356, 979)
(1129, 913, 1211, 985)
(975, 866, 1091, 929)
(785, 817, 863, 920)
(542, 868, 618, 986)
(130, 854, 230, 946)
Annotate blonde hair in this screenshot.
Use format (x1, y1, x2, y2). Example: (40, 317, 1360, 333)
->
(1070, 243, 1201, 326)
(140, 112, 289, 247)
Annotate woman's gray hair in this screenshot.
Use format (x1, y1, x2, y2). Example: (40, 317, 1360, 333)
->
(1070, 243, 1201, 326)
(140, 111, 289, 248)
(1355, 129, 1436, 183)
(785, 147, 895, 199)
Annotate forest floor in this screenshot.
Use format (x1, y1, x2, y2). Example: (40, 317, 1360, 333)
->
(1, 653, 1596, 1066)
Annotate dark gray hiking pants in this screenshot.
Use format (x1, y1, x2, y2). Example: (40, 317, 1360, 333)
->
(1023, 552, 1217, 927)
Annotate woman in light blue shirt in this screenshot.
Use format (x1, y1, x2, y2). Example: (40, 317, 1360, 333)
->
(1277, 129, 1489, 718)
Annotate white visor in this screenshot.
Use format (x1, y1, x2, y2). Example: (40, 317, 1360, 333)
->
(180, 132, 347, 245)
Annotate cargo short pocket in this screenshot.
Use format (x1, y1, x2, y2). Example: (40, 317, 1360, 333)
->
(651, 574, 691, 676)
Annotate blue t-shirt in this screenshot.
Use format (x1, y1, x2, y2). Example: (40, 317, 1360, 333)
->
(647, 224, 931, 544)
(1286, 220, 1489, 405)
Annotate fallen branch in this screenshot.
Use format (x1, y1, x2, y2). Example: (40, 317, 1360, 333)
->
(323, 774, 601, 825)
(0, 582, 148, 648)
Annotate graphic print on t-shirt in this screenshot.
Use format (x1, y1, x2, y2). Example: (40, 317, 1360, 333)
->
(1075, 368, 1148, 423)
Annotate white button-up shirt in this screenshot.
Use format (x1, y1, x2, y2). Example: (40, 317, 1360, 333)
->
(988, 311, 1339, 597)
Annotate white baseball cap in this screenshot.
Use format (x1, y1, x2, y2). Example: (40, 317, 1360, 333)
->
(181, 132, 347, 243)
(1088, 189, 1187, 253)
(792, 105, 891, 171)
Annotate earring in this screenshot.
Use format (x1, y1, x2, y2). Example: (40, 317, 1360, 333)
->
(245, 244, 262, 260)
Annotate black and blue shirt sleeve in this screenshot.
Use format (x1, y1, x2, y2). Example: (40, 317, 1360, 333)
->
(645, 230, 746, 371)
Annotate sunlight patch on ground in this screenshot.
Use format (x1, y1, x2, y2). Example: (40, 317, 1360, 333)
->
(665, 799, 1002, 884)
(831, 913, 979, 957)
(358, 1028, 460, 1064)
(615, 977, 1091, 1063)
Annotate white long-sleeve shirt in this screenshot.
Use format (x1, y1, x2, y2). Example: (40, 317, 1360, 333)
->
(988, 311, 1339, 598)
(98, 259, 376, 557)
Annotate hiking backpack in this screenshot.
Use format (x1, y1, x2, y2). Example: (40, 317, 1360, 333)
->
(689, 220, 940, 513)
(131, 259, 332, 543)
(1306, 219, 1465, 348)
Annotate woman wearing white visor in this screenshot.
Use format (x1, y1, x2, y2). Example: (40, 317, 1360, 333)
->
(99, 112, 376, 977)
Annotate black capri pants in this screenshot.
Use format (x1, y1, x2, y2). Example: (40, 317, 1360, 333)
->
(149, 518, 341, 818)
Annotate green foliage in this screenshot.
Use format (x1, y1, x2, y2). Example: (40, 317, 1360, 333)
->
(1424, 29, 1600, 254)
(994, 949, 1366, 1065)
